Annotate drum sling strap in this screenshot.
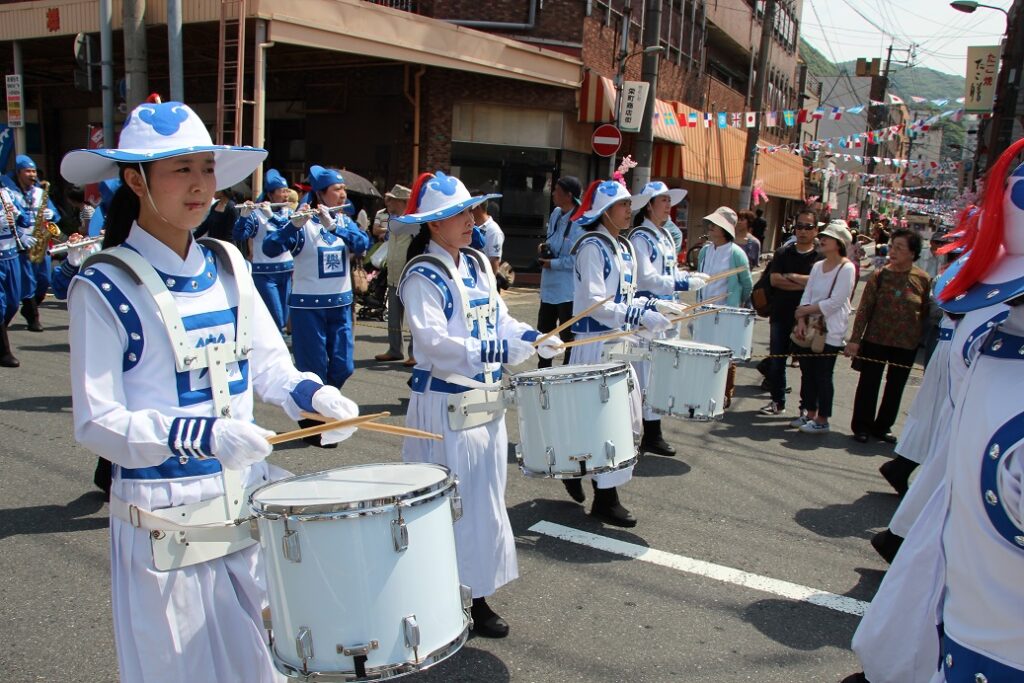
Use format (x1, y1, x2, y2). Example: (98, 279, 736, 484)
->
(92, 239, 261, 570)
(401, 248, 507, 430)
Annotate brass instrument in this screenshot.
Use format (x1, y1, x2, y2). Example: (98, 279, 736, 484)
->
(28, 181, 62, 263)
(0, 189, 25, 252)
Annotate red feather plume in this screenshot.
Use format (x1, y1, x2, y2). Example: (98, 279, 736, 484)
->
(405, 172, 434, 216)
(571, 180, 602, 222)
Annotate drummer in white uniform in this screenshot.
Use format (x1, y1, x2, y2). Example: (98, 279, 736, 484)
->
(564, 173, 673, 526)
(396, 170, 564, 639)
(60, 101, 360, 683)
(628, 181, 708, 456)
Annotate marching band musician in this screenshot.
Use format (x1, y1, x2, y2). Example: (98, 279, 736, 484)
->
(1, 154, 61, 332)
(628, 181, 708, 456)
(60, 101, 359, 683)
(49, 180, 120, 302)
(563, 167, 674, 527)
(263, 164, 369, 446)
(233, 168, 294, 331)
(0, 184, 27, 367)
(397, 170, 564, 639)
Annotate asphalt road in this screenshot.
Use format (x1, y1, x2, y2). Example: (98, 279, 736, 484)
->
(0, 283, 913, 683)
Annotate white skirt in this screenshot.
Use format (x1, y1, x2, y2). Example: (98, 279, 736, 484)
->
(852, 484, 947, 683)
(890, 417, 953, 537)
(110, 462, 289, 683)
(895, 339, 952, 464)
(568, 331, 640, 489)
(402, 388, 518, 599)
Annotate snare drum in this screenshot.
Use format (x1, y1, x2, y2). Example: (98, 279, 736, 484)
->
(510, 363, 637, 478)
(646, 339, 731, 420)
(250, 463, 470, 681)
(687, 305, 756, 360)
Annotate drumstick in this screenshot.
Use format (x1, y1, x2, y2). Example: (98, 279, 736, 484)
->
(560, 306, 722, 349)
(701, 265, 748, 284)
(532, 294, 614, 347)
(300, 411, 443, 441)
(267, 412, 391, 446)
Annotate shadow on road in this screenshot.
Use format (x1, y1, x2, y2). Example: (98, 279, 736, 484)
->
(741, 597, 858, 651)
(0, 393, 73, 413)
(510, 498, 650, 565)
(410, 645, 509, 682)
(0, 491, 107, 539)
(794, 492, 897, 540)
(16, 342, 71, 353)
(633, 453, 691, 477)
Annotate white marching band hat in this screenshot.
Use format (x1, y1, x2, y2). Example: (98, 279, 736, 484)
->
(394, 171, 500, 224)
(574, 179, 646, 227)
(60, 101, 266, 189)
(632, 180, 687, 211)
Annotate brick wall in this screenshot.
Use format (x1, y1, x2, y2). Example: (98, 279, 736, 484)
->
(416, 0, 586, 43)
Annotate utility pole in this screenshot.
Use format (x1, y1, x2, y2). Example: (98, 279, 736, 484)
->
(10, 42, 26, 156)
(99, 0, 114, 146)
(738, 0, 776, 209)
(123, 0, 148, 110)
(610, 0, 633, 177)
(632, 0, 662, 191)
(860, 43, 893, 219)
(167, 0, 184, 102)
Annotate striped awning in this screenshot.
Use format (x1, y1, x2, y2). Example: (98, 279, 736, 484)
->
(579, 69, 615, 123)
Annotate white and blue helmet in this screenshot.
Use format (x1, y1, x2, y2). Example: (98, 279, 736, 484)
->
(574, 179, 646, 227)
(633, 180, 687, 212)
(60, 101, 266, 189)
(394, 171, 500, 224)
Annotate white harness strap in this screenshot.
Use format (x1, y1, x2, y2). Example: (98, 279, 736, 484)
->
(85, 241, 260, 567)
(571, 231, 637, 308)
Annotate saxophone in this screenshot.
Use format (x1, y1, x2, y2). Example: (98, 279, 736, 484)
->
(28, 180, 61, 263)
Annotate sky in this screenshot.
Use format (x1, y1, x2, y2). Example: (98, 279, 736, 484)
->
(800, 0, 1011, 78)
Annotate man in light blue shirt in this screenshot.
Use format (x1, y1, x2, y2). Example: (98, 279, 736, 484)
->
(537, 176, 584, 368)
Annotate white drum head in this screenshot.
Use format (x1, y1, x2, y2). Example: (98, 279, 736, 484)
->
(512, 362, 626, 383)
(251, 463, 452, 516)
(653, 339, 731, 355)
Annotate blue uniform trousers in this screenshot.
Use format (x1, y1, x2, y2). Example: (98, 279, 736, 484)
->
(0, 255, 22, 325)
(291, 305, 354, 388)
(253, 271, 291, 331)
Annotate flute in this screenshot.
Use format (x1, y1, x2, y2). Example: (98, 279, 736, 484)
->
(49, 235, 103, 256)
(289, 204, 349, 219)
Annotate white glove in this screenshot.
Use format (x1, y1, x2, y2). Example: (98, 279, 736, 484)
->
(238, 202, 255, 218)
(258, 202, 274, 218)
(506, 337, 537, 366)
(67, 242, 99, 267)
(20, 232, 36, 249)
(311, 385, 360, 446)
(640, 309, 673, 334)
(679, 272, 710, 292)
(211, 419, 275, 470)
(42, 208, 54, 221)
(317, 205, 335, 228)
(536, 335, 565, 360)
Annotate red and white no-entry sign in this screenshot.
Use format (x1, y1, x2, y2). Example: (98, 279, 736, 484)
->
(592, 124, 622, 157)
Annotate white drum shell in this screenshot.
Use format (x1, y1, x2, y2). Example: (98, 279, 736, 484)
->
(646, 340, 731, 420)
(251, 464, 468, 680)
(686, 305, 756, 360)
(511, 363, 637, 478)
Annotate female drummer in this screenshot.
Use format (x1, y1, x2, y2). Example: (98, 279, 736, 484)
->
(263, 165, 369, 443)
(233, 168, 294, 331)
(565, 173, 673, 527)
(396, 170, 563, 638)
(629, 181, 708, 457)
(60, 101, 359, 683)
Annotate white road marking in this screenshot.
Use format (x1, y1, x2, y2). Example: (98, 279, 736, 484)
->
(529, 521, 869, 616)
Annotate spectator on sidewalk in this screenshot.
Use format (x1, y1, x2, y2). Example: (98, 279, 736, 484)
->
(735, 210, 762, 271)
(537, 176, 584, 369)
(373, 184, 417, 365)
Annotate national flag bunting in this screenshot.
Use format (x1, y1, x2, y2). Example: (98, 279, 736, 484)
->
(744, 112, 757, 128)
(829, 107, 842, 120)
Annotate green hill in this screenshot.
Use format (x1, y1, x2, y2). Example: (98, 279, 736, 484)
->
(799, 38, 838, 78)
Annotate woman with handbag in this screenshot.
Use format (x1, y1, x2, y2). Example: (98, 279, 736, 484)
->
(844, 228, 931, 444)
(791, 220, 856, 434)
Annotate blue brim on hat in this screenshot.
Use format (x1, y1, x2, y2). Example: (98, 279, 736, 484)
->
(933, 252, 968, 299)
(60, 145, 267, 190)
(938, 253, 1024, 314)
(394, 193, 500, 225)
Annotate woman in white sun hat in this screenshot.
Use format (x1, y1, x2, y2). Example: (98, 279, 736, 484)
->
(396, 170, 565, 639)
(60, 101, 360, 683)
(563, 168, 674, 527)
(628, 181, 708, 457)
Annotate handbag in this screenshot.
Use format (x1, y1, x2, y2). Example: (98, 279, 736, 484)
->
(751, 269, 772, 317)
(351, 261, 369, 296)
(790, 260, 847, 353)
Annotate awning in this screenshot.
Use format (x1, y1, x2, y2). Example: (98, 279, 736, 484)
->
(259, 0, 581, 89)
(651, 101, 803, 200)
(578, 70, 686, 144)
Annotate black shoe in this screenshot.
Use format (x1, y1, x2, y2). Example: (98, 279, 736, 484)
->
(93, 457, 112, 497)
(640, 419, 676, 456)
(471, 598, 509, 638)
(0, 325, 18, 367)
(852, 433, 870, 443)
(297, 418, 338, 449)
(562, 478, 585, 503)
(874, 432, 898, 444)
(20, 301, 43, 332)
(590, 485, 637, 528)
(879, 456, 916, 497)
(870, 528, 904, 564)
(839, 674, 869, 683)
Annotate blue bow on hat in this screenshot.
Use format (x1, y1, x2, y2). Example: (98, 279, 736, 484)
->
(15, 155, 36, 171)
(394, 170, 500, 225)
(308, 165, 345, 193)
(633, 180, 687, 212)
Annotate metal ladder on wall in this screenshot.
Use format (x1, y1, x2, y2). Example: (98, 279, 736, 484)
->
(216, 0, 247, 145)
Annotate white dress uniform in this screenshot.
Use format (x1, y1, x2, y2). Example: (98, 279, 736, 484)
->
(68, 225, 321, 683)
(894, 313, 956, 464)
(398, 242, 533, 598)
(853, 304, 1008, 683)
(570, 225, 648, 488)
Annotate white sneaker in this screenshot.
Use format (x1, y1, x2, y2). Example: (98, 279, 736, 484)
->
(790, 412, 809, 428)
(759, 402, 785, 416)
(799, 421, 830, 434)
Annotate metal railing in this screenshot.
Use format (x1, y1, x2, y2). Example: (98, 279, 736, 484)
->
(368, 0, 419, 12)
